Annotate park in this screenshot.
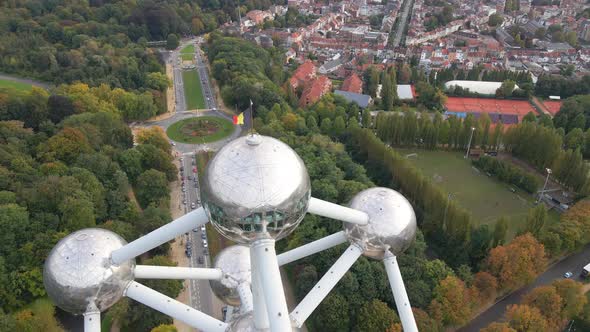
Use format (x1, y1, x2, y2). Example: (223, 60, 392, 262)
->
(166, 116, 234, 144)
(0, 78, 33, 91)
(180, 44, 195, 61)
(398, 148, 559, 238)
(182, 70, 206, 110)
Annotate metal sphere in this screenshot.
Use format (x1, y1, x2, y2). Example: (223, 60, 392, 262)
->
(43, 228, 135, 315)
(201, 134, 311, 244)
(210, 245, 251, 306)
(228, 311, 300, 332)
(344, 187, 417, 259)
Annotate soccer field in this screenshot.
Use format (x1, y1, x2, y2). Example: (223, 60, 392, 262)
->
(0, 79, 33, 91)
(398, 149, 558, 236)
(182, 70, 206, 110)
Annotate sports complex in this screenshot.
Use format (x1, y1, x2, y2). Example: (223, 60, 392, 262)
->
(444, 97, 538, 125)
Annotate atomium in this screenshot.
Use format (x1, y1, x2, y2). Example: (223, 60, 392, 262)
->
(210, 245, 251, 306)
(201, 134, 311, 244)
(228, 311, 301, 332)
(344, 187, 417, 259)
(43, 228, 135, 315)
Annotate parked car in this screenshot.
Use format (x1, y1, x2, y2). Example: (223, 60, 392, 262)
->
(201, 232, 206, 239)
(193, 228, 198, 232)
(191, 202, 196, 209)
(182, 187, 186, 192)
(564, 271, 573, 278)
(203, 240, 208, 248)
(198, 256, 204, 264)
(185, 250, 191, 257)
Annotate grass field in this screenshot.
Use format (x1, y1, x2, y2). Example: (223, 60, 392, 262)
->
(0, 79, 33, 91)
(166, 116, 234, 144)
(398, 148, 559, 237)
(180, 44, 195, 61)
(182, 70, 206, 109)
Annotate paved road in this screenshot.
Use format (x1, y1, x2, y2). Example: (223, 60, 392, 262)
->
(391, 0, 413, 47)
(0, 73, 51, 89)
(459, 244, 590, 331)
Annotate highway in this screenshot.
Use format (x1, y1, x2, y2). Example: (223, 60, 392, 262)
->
(459, 244, 590, 331)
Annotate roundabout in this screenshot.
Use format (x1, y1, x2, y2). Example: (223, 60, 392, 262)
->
(166, 116, 235, 144)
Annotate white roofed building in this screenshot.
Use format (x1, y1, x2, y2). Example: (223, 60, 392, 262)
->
(444, 80, 519, 96)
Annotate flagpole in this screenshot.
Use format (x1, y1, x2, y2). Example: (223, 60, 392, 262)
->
(249, 99, 254, 136)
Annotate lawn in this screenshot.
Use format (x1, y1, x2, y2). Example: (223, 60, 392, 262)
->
(180, 44, 195, 61)
(166, 116, 234, 144)
(182, 70, 206, 110)
(397, 148, 559, 237)
(0, 78, 33, 91)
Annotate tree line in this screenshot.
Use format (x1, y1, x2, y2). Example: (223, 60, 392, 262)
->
(0, 86, 182, 330)
(473, 156, 539, 193)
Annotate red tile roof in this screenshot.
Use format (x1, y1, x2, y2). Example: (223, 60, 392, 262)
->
(340, 73, 363, 94)
(300, 76, 332, 107)
(445, 97, 536, 120)
(289, 61, 317, 90)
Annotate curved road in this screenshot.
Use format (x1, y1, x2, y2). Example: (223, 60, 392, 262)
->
(460, 244, 590, 331)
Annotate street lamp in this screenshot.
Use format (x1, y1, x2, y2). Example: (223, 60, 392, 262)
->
(464, 127, 476, 159)
(538, 168, 552, 203)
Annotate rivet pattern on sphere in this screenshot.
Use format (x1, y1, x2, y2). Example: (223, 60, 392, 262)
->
(43, 228, 135, 315)
(201, 134, 311, 244)
(344, 188, 417, 259)
(229, 311, 300, 331)
(209, 245, 251, 306)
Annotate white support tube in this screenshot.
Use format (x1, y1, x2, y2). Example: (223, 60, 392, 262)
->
(236, 282, 254, 313)
(112, 207, 209, 264)
(134, 265, 222, 280)
(383, 251, 418, 332)
(290, 244, 363, 328)
(277, 231, 348, 266)
(251, 238, 292, 332)
(83, 308, 100, 332)
(125, 281, 227, 332)
(250, 246, 270, 329)
(307, 197, 369, 225)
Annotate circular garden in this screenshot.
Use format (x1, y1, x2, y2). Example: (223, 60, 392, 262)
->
(166, 116, 234, 144)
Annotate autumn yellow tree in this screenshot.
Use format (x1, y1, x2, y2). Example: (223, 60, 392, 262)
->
(136, 127, 171, 154)
(522, 285, 563, 329)
(480, 322, 517, 332)
(430, 276, 473, 326)
(505, 304, 549, 332)
(484, 234, 546, 292)
(471, 271, 499, 304)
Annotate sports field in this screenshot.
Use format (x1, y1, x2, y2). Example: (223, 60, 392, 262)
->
(0, 79, 33, 91)
(182, 70, 206, 110)
(398, 149, 558, 237)
(180, 44, 195, 61)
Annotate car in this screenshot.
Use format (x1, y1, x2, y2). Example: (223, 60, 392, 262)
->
(185, 250, 191, 257)
(193, 228, 198, 232)
(182, 187, 186, 192)
(564, 271, 573, 278)
(195, 183, 198, 188)
(191, 202, 196, 208)
(170, 141, 176, 146)
(188, 175, 193, 180)
(198, 256, 204, 264)
(201, 225, 206, 232)
(203, 240, 208, 248)
(201, 232, 206, 239)
(182, 200, 186, 205)
(186, 241, 192, 248)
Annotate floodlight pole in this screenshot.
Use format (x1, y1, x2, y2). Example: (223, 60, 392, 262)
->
(251, 237, 292, 332)
(383, 250, 418, 332)
(83, 304, 100, 332)
(277, 231, 348, 266)
(538, 168, 552, 203)
(111, 207, 209, 265)
(125, 281, 228, 332)
(134, 265, 222, 280)
(307, 197, 369, 225)
(464, 127, 475, 159)
(290, 244, 363, 328)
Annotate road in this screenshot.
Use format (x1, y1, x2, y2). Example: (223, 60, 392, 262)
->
(391, 0, 413, 47)
(459, 244, 590, 331)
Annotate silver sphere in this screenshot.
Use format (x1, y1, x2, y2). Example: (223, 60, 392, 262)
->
(228, 311, 300, 332)
(210, 245, 251, 306)
(344, 188, 417, 259)
(43, 228, 135, 315)
(201, 134, 311, 244)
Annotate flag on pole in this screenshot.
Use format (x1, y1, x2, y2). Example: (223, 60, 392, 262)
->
(233, 112, 244, 125)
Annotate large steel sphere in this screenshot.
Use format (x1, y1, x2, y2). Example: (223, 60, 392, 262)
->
(43, 228, 135, 315)
(201, 134, 311, 244)
(210, 245, 251, 306)
(344, 188, 417, 259)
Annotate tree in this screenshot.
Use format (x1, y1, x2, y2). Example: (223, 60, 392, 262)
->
(496, 80, 516, 98)
(505, 304, 549, 332)
(522, 285, 563, 329)
(146, 72, 170, 91)
(137, 127, 171, 154)
(320, 118, 332, 135)
(309, 294, 350, 331)
(356, 299, 399, 332)
(492, 217, 508, 247)
(488, 13, 503, 27)
(552, 279, 588, 319)
(472, 271, 498, 303)
(166, 34, 179, 50)
(135, 169, 170, 208)
(481, 322, 516, 332)
(522, 205, 547, 237)
(430, 276, 472, 326)
(484, 234, 546, 291)
(39, 127, 93, 164)
(362, 109, 372, 128)
(333, 116, 346, 137)
(522, 112, 536, 123)
(151, 325, 177, 332)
